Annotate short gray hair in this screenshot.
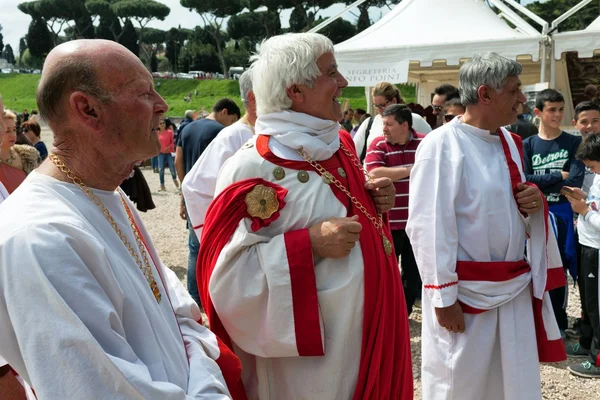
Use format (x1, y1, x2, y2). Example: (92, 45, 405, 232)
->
(37, 56, 114, 123)
(185, 109, 194, 118)
(239, 69, 253, 107)
(251, 33, 335, 115)
(459, 52, 522, 106)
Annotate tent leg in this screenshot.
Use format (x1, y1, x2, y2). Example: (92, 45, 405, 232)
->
(540, 42, 547, 83)
(550, 41, 556, 88)
(365, 86, 372, 113)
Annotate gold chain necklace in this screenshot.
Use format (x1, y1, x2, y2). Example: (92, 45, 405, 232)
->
(0, 148, 17, 165)
(49, 154, 161, 302)
(296, 144, 393, 256)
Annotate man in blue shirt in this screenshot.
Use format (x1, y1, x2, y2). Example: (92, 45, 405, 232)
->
(523, 89, 585, 337)
(175, 98, 240, 305)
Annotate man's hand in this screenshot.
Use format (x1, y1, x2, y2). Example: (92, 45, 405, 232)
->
(309, 216, 362, 259)
(564, 187, 589, 215)
(365, 177, 395, 213)
(179, 201, 187, 220)
(516, 183, 543, 214)
(435, 301, 465, 333)
(561, 171, 569, 180)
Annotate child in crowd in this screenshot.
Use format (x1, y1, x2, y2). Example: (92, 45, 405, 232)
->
(523, 89, 585, 337)
(563, 132, 600, 378)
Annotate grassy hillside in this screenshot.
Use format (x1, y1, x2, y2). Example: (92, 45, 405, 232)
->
(0, 73, 416, 117)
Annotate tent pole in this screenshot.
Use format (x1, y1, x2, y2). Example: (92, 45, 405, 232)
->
(309, 0, 369, 33)
(540, 39, 547, 83)
(550, 40, 557, 88)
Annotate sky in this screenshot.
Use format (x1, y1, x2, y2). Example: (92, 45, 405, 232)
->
(1, 0, 539, 55)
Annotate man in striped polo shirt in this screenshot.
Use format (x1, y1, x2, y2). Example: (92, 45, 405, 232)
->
(365, 104, 425, 315)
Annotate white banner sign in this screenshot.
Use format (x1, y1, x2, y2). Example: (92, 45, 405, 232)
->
(338, 60, 410, 87)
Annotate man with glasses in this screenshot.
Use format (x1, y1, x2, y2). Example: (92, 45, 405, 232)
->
(432, 83, 459, 128)
(442, 98, 465, 125)
(354, 82, 431, 162)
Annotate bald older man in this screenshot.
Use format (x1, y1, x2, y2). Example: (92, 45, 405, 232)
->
(0, 40, 244, 399)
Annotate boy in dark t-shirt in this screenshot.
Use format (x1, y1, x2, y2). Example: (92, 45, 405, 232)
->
(523, 89, 585, 337)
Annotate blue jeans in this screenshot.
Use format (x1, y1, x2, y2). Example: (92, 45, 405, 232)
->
(151, 156, 158, 170)
(187, 226, 201, 306)
(158, 153, 176, 185)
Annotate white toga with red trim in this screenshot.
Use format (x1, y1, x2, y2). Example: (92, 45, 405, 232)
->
(407, 119, 561, 400)
(209, 135, 366, 400)
(0, 172, 232, 399)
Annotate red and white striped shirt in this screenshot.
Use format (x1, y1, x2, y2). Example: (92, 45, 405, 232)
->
(365, 130, 425, 230)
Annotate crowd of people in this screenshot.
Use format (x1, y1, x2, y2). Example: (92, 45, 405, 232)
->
(0, 32, 599, 400)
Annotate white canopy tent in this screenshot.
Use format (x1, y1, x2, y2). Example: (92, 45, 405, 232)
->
(333, 0, 544, 86)
(553, 13, 600, 60)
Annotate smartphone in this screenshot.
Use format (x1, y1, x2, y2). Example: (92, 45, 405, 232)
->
(560, 187, 583, 201)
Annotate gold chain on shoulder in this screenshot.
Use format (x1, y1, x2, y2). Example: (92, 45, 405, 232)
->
(295, 144, 393, 256)
(49, 154, 161, 302)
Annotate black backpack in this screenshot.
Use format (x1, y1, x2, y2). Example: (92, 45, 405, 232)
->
(359, 116, 376, 163)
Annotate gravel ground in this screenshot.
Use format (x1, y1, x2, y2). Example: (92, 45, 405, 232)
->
(39, 128, 600, 398)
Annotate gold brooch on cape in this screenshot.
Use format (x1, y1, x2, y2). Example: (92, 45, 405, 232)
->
(245, 184, 280, 220)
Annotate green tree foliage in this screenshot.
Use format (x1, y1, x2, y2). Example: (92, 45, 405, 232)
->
(119, 19, 139, 56)
(95, 14, 122, 40)
(19, 37, 28, 62)
(3, 45, 16, 65)
(526, 0, 600, 32)
(165, 27, 188, 72)
(0, 25, 4, 56)
(180, 0, 243, 78)
(26, 16, 53, 59)
(111, 0, 170, 64)
(227, 10, 280, 47)
(315, 17, 356, 44)
(139, 27, 166, 67)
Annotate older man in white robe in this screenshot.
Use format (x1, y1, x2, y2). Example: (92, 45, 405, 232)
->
(182, 69, 256, 240)
(198, 33, 413, 400)
(0, 40, 245, 399)
(407, 53, 567, 400)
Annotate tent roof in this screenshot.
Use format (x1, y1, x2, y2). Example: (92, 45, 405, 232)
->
(553, 15, 600, 59)
(335, 0, 542, 67)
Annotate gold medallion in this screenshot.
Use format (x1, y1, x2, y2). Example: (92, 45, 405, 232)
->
(273, 167, 285, 180)
(245, 184, 280, 220)
(337, 167, 347, 178)
(297, 171, 310, 183)
(322, 172, 333, 184)
(383, 236, 393, 256)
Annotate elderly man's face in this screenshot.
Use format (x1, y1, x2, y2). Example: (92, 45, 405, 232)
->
(294, 52, 348, 122)
(488, 75, 526, 127)
(99, 55, 168, 161)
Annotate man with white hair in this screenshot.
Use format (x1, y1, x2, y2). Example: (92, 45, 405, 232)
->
(177, 109, 195, 142)
(182, 69, 256, 241)
(198, 33, 413, 399)
(0, 40, 245, 399)
(407, 53, 566, 399)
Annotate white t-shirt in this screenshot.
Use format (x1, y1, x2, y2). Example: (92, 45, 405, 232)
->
(578, 174, 600, 249)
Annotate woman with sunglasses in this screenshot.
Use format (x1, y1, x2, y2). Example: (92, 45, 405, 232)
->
(353, 82, 431, 162)
(21, 121, 48, 161)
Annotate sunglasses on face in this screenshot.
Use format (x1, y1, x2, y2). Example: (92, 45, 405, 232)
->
(374, 100, 391, 110)
(444, 114, 458, 122)
(21, 127, 29, 132)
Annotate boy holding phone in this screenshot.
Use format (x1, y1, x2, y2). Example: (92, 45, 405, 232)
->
(563, 132, 600, 378)
(523, 89, 585, 337)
